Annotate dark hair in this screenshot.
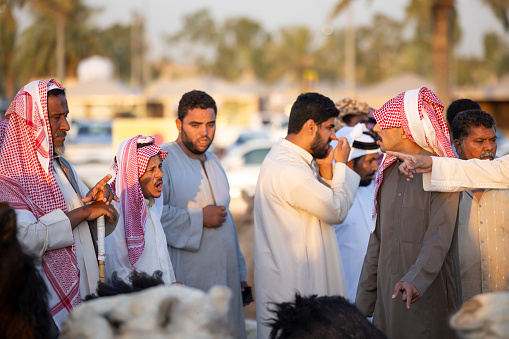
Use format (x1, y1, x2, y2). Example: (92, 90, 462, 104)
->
(268, 293, 386, 339)
(177, 90, 217, 121)
(452, 109, 496, 140)
(137, 142, 154, 149)
(47, 88, 66, 98)
(446, 99, 481, 126)
(287, 93, 339, 134)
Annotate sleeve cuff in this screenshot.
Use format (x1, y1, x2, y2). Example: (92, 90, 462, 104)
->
(43, 209, 74, 250)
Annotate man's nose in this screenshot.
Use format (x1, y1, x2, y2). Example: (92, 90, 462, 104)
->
(61, 118, 70, 131)
(330, 132, 337, 141)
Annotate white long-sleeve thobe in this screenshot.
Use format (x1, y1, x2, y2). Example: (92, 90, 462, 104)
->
(423, 155, 509, 191)
(160, 141, 247, 339)
(106, 198, 176, 284)
(15, 164, 99, 328)
(334, 182, 374, 302)
(254, 138, 360, 339)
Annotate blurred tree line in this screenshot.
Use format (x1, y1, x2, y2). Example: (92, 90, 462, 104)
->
(1, 0, 508, 101)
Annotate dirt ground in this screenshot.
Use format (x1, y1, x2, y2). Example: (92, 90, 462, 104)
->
(233, 198, 257, 320)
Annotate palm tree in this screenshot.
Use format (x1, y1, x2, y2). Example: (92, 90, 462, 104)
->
(331, 0, 509, 107)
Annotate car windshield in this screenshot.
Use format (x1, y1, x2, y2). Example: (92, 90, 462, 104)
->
(244, 148, 270, 165)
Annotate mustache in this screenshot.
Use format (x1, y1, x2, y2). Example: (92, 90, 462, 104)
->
(480, 151, 495, 160)
(54, 131, 67, 138)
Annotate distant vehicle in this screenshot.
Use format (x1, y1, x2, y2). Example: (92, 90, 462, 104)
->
(222, 140, 274, 215)
(496, 129, 509, 157)
(232, 130, 271, 147)
(65, 120, 113, 165)
(65, 121, 114, 187)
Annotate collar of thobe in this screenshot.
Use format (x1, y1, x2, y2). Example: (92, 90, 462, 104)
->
(280, 138, 314, 165)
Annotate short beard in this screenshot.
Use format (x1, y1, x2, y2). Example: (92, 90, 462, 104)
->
(359, 178, 372, 187)
(53, 145, 65, 157)
(180, 127, 213, 155)
(310, 132, 330, 159)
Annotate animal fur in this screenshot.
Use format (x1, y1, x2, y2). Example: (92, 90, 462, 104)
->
(268, 293, 386, 339)
(0, 202, 54, 339)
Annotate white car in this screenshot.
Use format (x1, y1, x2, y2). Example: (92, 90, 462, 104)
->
(222, 140, 274, 215)
(65, 120, 114, 186)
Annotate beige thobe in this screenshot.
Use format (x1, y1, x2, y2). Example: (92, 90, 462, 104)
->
(423, 155, 509, 191)
(458, 189, 509, 302)
(254, 138, 359, 339)
(356, 159, 461, 338)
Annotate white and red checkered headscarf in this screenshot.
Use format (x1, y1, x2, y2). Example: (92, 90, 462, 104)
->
(0, 79, 81, 320)
(372, 87, 455, 219)
(111, 135, 167, 268)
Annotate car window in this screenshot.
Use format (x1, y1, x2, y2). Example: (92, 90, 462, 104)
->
(244, 148, 270, 165)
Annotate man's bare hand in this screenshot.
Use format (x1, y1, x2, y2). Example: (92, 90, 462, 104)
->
(392, 281, 421, 309)
(82, 174, 119, 204)
(241, 281, 253, 306)
(387, 151, 433, 180)
(315, 145, 334, 180)
(333, 137, 351, 164)
(203, 205, 227, 228)
(66, 201, 117, 229)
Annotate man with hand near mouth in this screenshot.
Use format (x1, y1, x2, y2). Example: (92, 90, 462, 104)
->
(332, 123, 380, 303)
(160, 90, 248, 339)
(451, 109, 509, 302)
(106, 135, 176, 285)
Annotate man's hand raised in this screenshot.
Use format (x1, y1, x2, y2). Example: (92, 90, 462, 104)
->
(203, 205, 227, 228)
(387, 151, 433, 180)
(82, 174, 119, 205)
(333, 137, 351, 164)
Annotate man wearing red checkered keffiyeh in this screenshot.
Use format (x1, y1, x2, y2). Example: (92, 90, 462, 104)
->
(0, 79, 118, 329)
(356, 87, 462, 338)
(105, 135, 176, 284)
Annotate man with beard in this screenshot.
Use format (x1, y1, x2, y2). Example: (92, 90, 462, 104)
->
(254, 92, 360, 339)
(332, 123, 380, 303)
(356, 87, 461, 338)
(451, 109, 509, 302)
(0, 79, 118, 329)
(160, 90, 248, 339)
(105, 135, 176, 285)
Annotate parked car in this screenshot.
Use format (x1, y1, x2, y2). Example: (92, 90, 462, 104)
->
(222, 139, 274, 215)
(65, 120, 114, 187)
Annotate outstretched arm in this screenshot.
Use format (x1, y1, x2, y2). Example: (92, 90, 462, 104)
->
(386, 151, 432, 180)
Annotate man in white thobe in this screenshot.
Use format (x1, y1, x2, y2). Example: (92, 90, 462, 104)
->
(160, 90, 248, 339)
(332, 123, 380, 302)
(106, 135, 176, 285)
(0, 79, 118, 329)
(254, 92, 360, 339)
(390, 152, 509, 191)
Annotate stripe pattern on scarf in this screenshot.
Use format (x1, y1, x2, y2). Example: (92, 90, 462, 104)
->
(111, 135, 167, 268)
(0, 79, 81, 319)
(372, 87, 456, 220)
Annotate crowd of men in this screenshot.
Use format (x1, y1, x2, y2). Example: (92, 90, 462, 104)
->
(0, 78, 507, 339)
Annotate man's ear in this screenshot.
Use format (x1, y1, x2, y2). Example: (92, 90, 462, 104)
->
(176, 119, 182, 131)
(305, 119, 316, 135)
(400, 127, 409, 140)
(454, 139, 463, 155)
(346, 159, 355, 171)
